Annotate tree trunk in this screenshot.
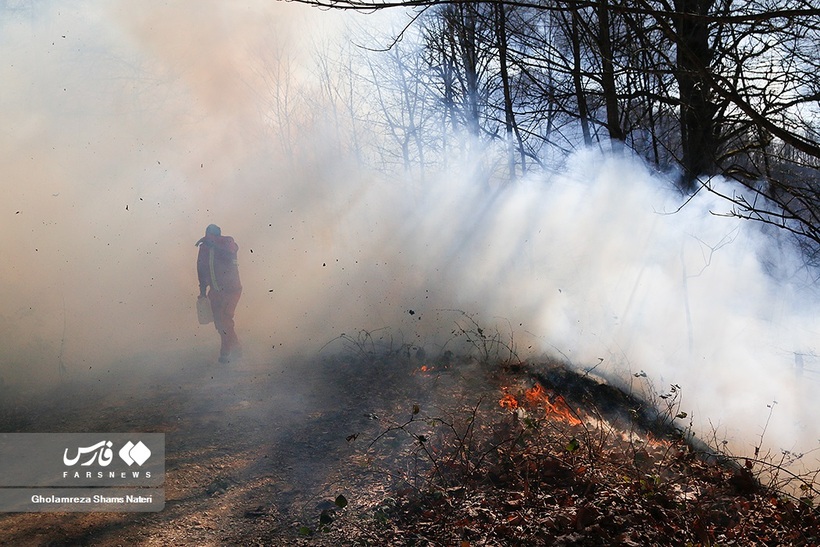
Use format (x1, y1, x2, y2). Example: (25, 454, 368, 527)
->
(597, 0, 625, 149)
(674, 0, 717, 190)
(495, 3, 525, 179)
(569, 2, 592, 146)
(456, 4, 481, 138)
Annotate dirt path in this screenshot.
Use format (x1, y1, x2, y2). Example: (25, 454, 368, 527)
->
(0, 348, 434, 545)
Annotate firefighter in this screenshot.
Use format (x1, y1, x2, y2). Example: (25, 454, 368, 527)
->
(196, 224, 242, 363)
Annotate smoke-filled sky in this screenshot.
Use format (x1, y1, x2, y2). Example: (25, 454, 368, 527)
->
(1, 0, 350, 370)
(2, 1, 819, 460)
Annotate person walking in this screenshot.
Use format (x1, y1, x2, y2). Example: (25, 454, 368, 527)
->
(196, 224, 242, 363)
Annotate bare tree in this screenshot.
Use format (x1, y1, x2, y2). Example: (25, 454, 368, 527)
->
(282, 0, 820, 250)
(494, 2, 528, 178)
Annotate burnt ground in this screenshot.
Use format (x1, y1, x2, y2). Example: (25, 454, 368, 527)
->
(1, 347, 819, 546)
(0, 345, 485, 545)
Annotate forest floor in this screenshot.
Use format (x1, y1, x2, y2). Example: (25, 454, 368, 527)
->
(0, 344, 819, 546)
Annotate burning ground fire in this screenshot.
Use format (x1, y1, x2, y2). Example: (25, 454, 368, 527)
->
(499, 382, 583, 426)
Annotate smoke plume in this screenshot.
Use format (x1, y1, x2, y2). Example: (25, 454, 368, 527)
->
(1, 1, 818, 463)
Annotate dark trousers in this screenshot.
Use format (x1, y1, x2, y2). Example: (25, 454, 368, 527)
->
(209, 288, 241, 359)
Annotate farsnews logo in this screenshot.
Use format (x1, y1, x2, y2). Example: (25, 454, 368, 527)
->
(119, 441, 151, 466)
(63, 441, 114, 467)
(63, 440, 152, 467)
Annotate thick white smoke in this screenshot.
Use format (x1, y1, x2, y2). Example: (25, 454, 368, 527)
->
(1, 1, 818, 464)
(303, 147, 820, 458)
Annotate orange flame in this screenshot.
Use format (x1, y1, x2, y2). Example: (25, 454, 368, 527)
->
(499, 392, 519, 409)
(544, 394, 582, 426)
(525, 383, 546, 403)
(500, 383, 582, 426)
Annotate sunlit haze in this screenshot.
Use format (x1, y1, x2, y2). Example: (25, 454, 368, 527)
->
(2, 1, 819, 463)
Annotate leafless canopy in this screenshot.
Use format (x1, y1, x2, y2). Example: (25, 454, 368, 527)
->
(285, 0, 820, 252)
